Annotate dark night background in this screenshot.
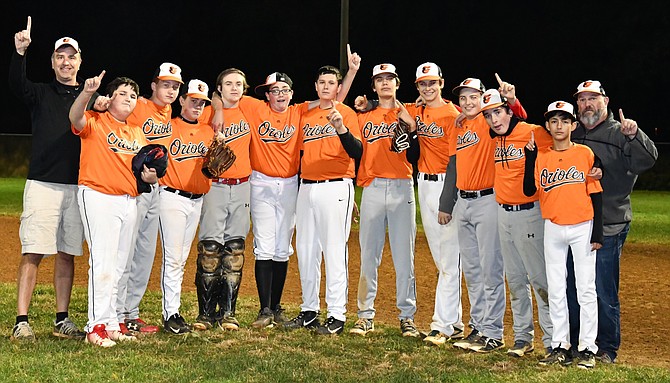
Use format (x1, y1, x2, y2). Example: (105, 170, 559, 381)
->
(2, 1, 669, 144)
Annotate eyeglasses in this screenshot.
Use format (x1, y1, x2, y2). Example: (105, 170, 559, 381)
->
(268, 88, 293, 95)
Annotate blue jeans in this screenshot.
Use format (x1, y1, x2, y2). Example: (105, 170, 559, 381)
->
(567, 223, 629, 360)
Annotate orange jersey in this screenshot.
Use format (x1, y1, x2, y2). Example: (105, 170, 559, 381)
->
(74, 111, 147, 196)
(451, 114, 496, 191)
(159, 117, 213, 194)
(493, 122, 553, 205)
(535, 143, 602, 225)
(127, 97, 172, 146)
(406, 102, 459, 174)
(299, 104, 360, 180)
(201, 105, 252, 179)
(357, 107, 413, 187)
(239, 96, 303, 178)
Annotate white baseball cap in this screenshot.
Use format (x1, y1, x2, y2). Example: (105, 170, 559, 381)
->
(372, 63, 398, 78)
(480, 89, 505, 111)
(574, 80, 606, 97)
(254, 72, 293, 96)
(54, 37, 80, 53)
(184, 79, 210, 101)
(452, 77, 485, 95)
(415, 62, 442, 82)
(154, 62, 183, 84)
(545, 101, 576, 119)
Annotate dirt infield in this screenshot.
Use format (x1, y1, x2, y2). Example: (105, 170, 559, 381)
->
(1, 215, 668, 368)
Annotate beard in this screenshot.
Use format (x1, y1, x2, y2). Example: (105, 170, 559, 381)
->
(579, 107, 605, 127)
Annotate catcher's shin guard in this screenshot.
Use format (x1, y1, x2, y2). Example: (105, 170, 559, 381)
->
(195, 240, 225, 324)
(218, 238, 245, 318)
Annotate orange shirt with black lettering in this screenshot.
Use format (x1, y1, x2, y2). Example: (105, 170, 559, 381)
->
(357, 107, 413, 187)
(159, 117, 212, 194)
(406, 102, 458, 174)
(128, 97, 172, 146)
(450, 114, 496, 191)
(493, 122, 553, 205)
(201, 105, 252, 179)
(239, 96, 303, 178)
(73, 111, 146, 196)
(535, 143, 602, 225)
(300, 104, 360, 180)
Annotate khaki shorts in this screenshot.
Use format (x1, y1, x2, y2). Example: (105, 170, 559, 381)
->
(19, 180, 84, 256)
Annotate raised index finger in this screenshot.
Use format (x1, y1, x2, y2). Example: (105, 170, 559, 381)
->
(347, 43, 352, 58)
(530, 130, 535, 143)
(26, 16, 32, 36)
(494, 72, 503, 87)
(619, 108, 625, 121)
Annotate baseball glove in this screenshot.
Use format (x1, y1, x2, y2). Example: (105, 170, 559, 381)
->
(390, 119, 411, 153)
(201, 135, 236, 179)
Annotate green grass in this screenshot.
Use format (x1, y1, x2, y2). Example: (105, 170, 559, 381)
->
(0, 178, 24, 216)
(1, 285, 668, 383)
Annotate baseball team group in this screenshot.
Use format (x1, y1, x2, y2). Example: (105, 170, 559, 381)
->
(9, 17, 658, 370)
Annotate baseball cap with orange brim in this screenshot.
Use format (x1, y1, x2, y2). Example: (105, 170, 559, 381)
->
(54, 37, 80, 53)
(480, 89, 506, 112)
(415, 62, 442, 82)
(372, 63, 398, 78)
(254, 72, 293, 97)
(153, 62, 184, 84)
(452, 78, 485, 95)
(184, 79, 210, 101)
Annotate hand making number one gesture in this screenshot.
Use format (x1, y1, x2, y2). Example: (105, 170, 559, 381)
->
(495, 73, 517, 105)
(619, 108, 638, 139)
(14, 16, 32, 55)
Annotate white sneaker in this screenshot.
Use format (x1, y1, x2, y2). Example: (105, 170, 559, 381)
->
(85, 324, 116, 348)
(107, 329, 137, 342)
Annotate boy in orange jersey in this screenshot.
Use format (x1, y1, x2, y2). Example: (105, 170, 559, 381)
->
(480, 88, 554, 357)
(349, 63, 420, 338)
(524, 101, 603, 369)
(442, 77, 527, 353)
(70, 72, 158, 347)
(117, 63, 183, 334)
(194, 68, 252, 332)
(283, 65, 362, 335)
(158, 80, 214, 335)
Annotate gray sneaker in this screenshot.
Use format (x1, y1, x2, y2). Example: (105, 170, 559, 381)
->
(507, 340, 534, 357)
(453, 327, 482, 350)
(11, 321, 36, 342)
(53, 317, 86, 340)
(400, 318, 420, 338)
(349, 318, 374, 336)
(251, 308, 275, 329)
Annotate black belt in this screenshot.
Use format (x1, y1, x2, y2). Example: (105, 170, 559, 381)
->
(500, 202, 535, 212)
(302, 178, 344, 184)
(423, 174, 440, 181)
(164, 187, 204, 200)
(459, 188, 494, 199)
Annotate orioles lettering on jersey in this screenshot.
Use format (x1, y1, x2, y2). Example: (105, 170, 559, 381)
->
(258, 121, 296, 143)
(222, 119, 251, 144)
(302, 123, 337, 143)
(456, 130, 480, 150)
(539, 165, 585, 192)
(415, 116, 444, 138)
(494, 143, 524, 164)
(169, 139, 208, 162)
(362, 121, 396, 144)
(107, 132, 142, 153)
(142, 117, 172, 141)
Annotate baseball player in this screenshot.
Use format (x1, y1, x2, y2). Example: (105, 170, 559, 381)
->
(441, 77, 527, 353)
(479, 85, 554, 357)
(524, 101, 603, 369)
(194, 68, 252, 331)
(70, 73, 155, 347)
(350, 63, 420, 338)
(117, 63, 183, 334)
(567, 81, 658, 364)
(404, 63, 465, 346)
(284, 65, 362, 335)
(9, 17, 94, 341)
(159, 80, 214, 334)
